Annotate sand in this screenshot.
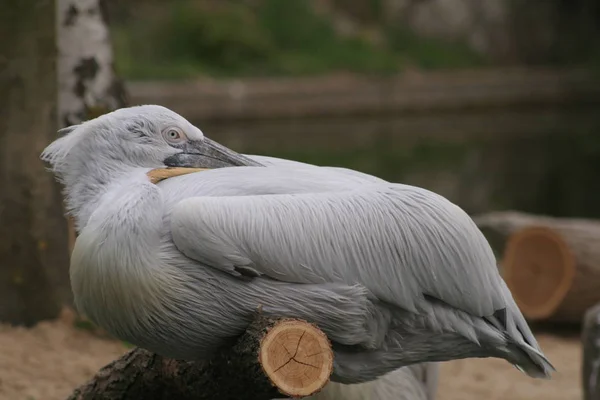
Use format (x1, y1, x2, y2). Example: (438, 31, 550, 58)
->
(437, 332, 581, 400)
(0, 312, 582, 400)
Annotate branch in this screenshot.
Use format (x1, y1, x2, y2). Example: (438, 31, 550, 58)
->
(67, 315, 333, 400)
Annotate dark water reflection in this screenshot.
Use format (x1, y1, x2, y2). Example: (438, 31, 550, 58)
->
(198, 105, 600, 217)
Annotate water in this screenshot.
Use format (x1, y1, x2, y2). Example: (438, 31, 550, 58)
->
(199, 104, 600, 217)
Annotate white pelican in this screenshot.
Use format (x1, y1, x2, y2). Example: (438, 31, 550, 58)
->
(41, 105, 553, 384)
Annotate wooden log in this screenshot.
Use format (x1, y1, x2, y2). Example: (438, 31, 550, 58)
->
(67, 315, 333, 400)
(473, 211, 600, 257)
(582, 303, 600, 400)
(476, 211, 600, 322)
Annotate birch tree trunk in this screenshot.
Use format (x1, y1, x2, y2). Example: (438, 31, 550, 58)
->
(0, 0, 70, 325)
(57, 0, 127, 127)
(56, 0, 128, 255)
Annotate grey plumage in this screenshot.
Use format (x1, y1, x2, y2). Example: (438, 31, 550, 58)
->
(245, 156, 440, 400)
(41, 105, 554, 385)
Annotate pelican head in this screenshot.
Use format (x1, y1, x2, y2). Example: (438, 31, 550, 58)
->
(42, 105, 259, 182)
(41, 105, 260, 229)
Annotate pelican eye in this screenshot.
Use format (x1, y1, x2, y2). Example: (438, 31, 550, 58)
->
(162, 127, 186, 145)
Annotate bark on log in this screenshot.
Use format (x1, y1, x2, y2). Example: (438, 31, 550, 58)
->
(67, 315, 333, 400)
(475, 211, 600, 322)
(582, 303, 600, 400)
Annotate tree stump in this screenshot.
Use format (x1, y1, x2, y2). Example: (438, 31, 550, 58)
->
(67, 315, 333, 400)
(582, 303, 600, 400)
(477, 211, 600, 322)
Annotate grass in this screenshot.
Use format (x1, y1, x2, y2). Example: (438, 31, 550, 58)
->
(111, 0, 485, 80)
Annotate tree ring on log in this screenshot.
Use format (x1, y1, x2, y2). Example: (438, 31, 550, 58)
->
(503, 226, 576, 320)
(259, 319, 333, 397)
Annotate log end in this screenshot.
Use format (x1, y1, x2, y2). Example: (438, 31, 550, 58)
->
(503, 226, 576, 320)
(259, 319, 333, 398)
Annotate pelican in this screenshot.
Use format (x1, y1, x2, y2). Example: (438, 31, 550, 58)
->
(41, 105, 553, 384)
(237, 157, 441, 400)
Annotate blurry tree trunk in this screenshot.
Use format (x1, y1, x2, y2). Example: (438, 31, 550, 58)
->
(0, 0, 70, 325)
(57, 0, 128, 253)
(582, 303, 600, 400)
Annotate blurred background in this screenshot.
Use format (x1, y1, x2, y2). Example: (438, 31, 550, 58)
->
(1, 0, 600, 399)
(111, 0, 600, 217)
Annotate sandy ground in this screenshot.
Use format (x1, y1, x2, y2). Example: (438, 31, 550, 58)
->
(0, 312, 581, 400)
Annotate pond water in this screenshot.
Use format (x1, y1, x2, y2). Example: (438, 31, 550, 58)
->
(199, 104, 600, 217)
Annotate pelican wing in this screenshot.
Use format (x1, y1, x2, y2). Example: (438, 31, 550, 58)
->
(244, 154, 388, 184)
(170, 182, 506, 318)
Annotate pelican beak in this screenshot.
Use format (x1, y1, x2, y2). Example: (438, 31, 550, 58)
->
(163, 137, 262, 169)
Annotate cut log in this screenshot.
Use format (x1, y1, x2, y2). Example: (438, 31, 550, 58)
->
(582, 303, 600, 400)
(473, 211, 600, 257)
(480, 211, 600, 322)
(260, 319, 333, 397)
(67, 315, 333, 400)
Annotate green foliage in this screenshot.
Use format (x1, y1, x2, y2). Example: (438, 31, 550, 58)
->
(112, 16, 207, 80)
(112, 1, 484, 79)
(259, 0, 325, 50)
(164, 2, 274, 73)
(385, 26, 485, 69)
(113, 2, 274, 78)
